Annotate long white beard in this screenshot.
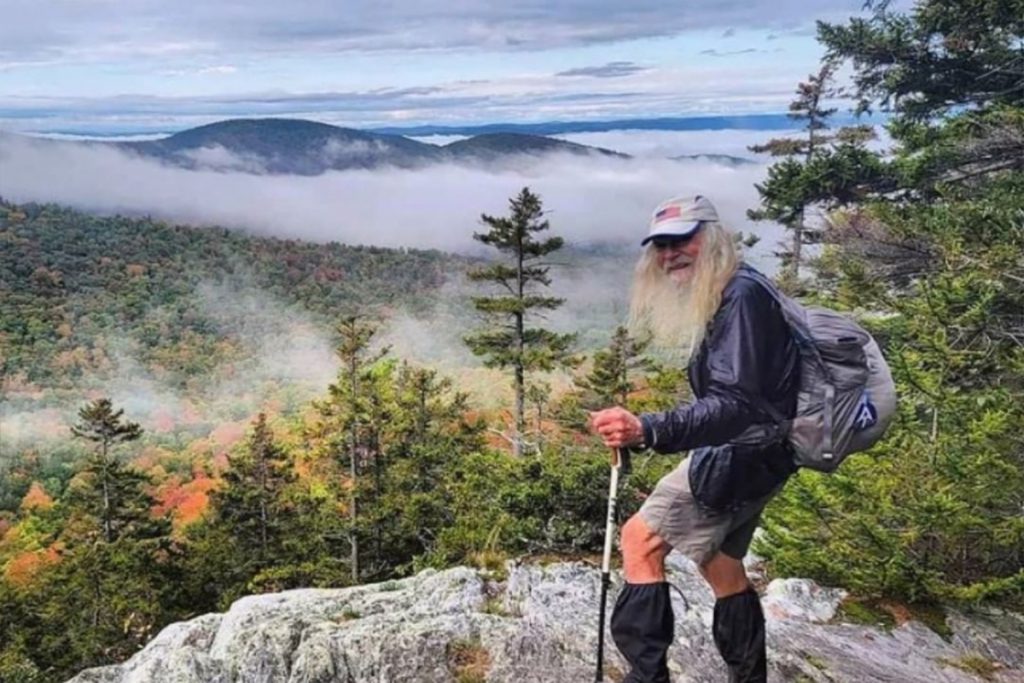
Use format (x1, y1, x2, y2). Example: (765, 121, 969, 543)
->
(629, 271, 706, 360)
(629, 222, 739, 362)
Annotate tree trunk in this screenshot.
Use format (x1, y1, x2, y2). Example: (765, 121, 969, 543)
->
(259, 453, 269, 561)
(794, 209, 804, 281)
(534, 399, 544, 453)
(101, 438, 112, 543)
(349, 356, 360, 583)
(514, 359, 524, 458)
(514, 228, 526, 457)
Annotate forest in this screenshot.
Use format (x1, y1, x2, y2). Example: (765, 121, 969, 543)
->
(1, 0, 1022, 680)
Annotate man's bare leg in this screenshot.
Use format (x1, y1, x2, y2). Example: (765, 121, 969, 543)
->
(621, 514, 672, 582)
(699, 551, 750, 597)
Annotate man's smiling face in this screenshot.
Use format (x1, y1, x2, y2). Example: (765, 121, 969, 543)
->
(654, 229, 704, 286)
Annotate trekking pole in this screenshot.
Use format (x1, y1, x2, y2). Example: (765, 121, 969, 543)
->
(596, 446, 631, 682)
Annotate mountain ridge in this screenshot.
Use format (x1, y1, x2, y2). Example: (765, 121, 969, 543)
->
(116, 117, 628, 175)
(369, 111, 886, 137)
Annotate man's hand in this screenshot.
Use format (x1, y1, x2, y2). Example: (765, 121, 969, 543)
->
(589, 407, 644, 448)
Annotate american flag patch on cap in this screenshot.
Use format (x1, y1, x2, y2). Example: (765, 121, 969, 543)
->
(654, 206, 681, 223)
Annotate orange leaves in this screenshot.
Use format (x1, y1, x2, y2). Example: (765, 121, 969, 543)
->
(3, 546, 60, 588)
(153, 473, 220, 532)
(174, 490, 211, 527)
(209, 422, 246, 449)
(19, 482, 53, 512)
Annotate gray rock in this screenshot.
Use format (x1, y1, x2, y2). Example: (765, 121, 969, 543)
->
(762, 578, 847, 623)
(67, 555, 1024, 683)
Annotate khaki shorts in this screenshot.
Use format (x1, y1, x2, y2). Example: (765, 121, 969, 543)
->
(637, 456, 778, 566)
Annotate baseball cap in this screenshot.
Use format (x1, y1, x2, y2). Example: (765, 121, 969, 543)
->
(641, 195, 719, 246)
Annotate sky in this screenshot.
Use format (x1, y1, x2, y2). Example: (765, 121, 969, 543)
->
(0, 0, 879, 135)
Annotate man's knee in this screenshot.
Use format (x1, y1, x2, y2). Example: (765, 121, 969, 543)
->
(622, 515, 661, 554)
(699, 551, 751, 598)
(621, 514, 670, 582)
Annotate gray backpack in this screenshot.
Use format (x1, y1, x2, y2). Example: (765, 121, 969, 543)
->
(743, 270, 897, 472)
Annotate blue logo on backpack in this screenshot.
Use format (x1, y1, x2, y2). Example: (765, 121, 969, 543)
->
(854, 391, 878, 430)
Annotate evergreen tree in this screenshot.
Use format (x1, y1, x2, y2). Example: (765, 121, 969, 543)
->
(817, 0, 1024, 196)
(213, 413, 293, 564)
(554, 327, 685, 437)
(464, 187, 576, 456)
(575, 326, 654, 407)
(353, 362, 484, 576)
(747, 61, 882, 290)
(31, 400, 178, 678)
(525, 380, 551, 453)
(319, 316, 389, 583)
(69, 398, 144, 543)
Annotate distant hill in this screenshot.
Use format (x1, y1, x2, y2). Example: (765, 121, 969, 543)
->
(113, 118, 627, 175)
(121, 119, 444, 174)
(441, 132, 625, 162)
(369, 112, 888, 137)
(669, 153, 756, 166)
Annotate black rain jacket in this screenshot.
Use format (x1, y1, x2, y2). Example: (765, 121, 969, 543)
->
(639, 262, 800, 511)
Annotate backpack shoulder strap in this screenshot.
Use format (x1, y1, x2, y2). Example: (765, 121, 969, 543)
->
(736, 265, 830, 374)
(727, 265, 795, 432)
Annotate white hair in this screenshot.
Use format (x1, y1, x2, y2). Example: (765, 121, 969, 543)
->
(627, 220, 739, 359)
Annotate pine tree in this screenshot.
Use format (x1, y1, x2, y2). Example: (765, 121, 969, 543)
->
(353, 362, 483, 575)
(552, 326, 687, 435)
(464, 187, 576, 456)
(575, 326, 654, 407)
(320, 316, 389, 583)
(47, 400, 175, 677)
(70, 398, 144, 543)
(747, 61, 868, 289)
(817, 0, 1024, 196)
(213, 413, 293, 564)
(525, 380, 551, 453)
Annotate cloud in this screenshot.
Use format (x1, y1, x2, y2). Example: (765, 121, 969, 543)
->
(179, 145, 269, 173)
(556, 61, 650, 78)
(0, 61, 812, 135)
(198, 65, 238, 76)
(0, 131, 784, 254)
(160, 65, 239, 77)
(318, 137, 390, 162)
(553, 128, 790, 158)
(407, 134, 469, 147)
(699, 48, 761, 57)
(0, 1, 866, 64)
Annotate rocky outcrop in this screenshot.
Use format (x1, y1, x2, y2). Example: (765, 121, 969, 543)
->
(67, 554, 1024, 682)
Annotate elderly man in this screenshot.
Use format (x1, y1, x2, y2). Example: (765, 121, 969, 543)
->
(589, 195, 800, 683)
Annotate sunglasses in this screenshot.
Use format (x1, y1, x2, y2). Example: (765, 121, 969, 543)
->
(650, 233, 697, 250)
(649, 222, 703, 250)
